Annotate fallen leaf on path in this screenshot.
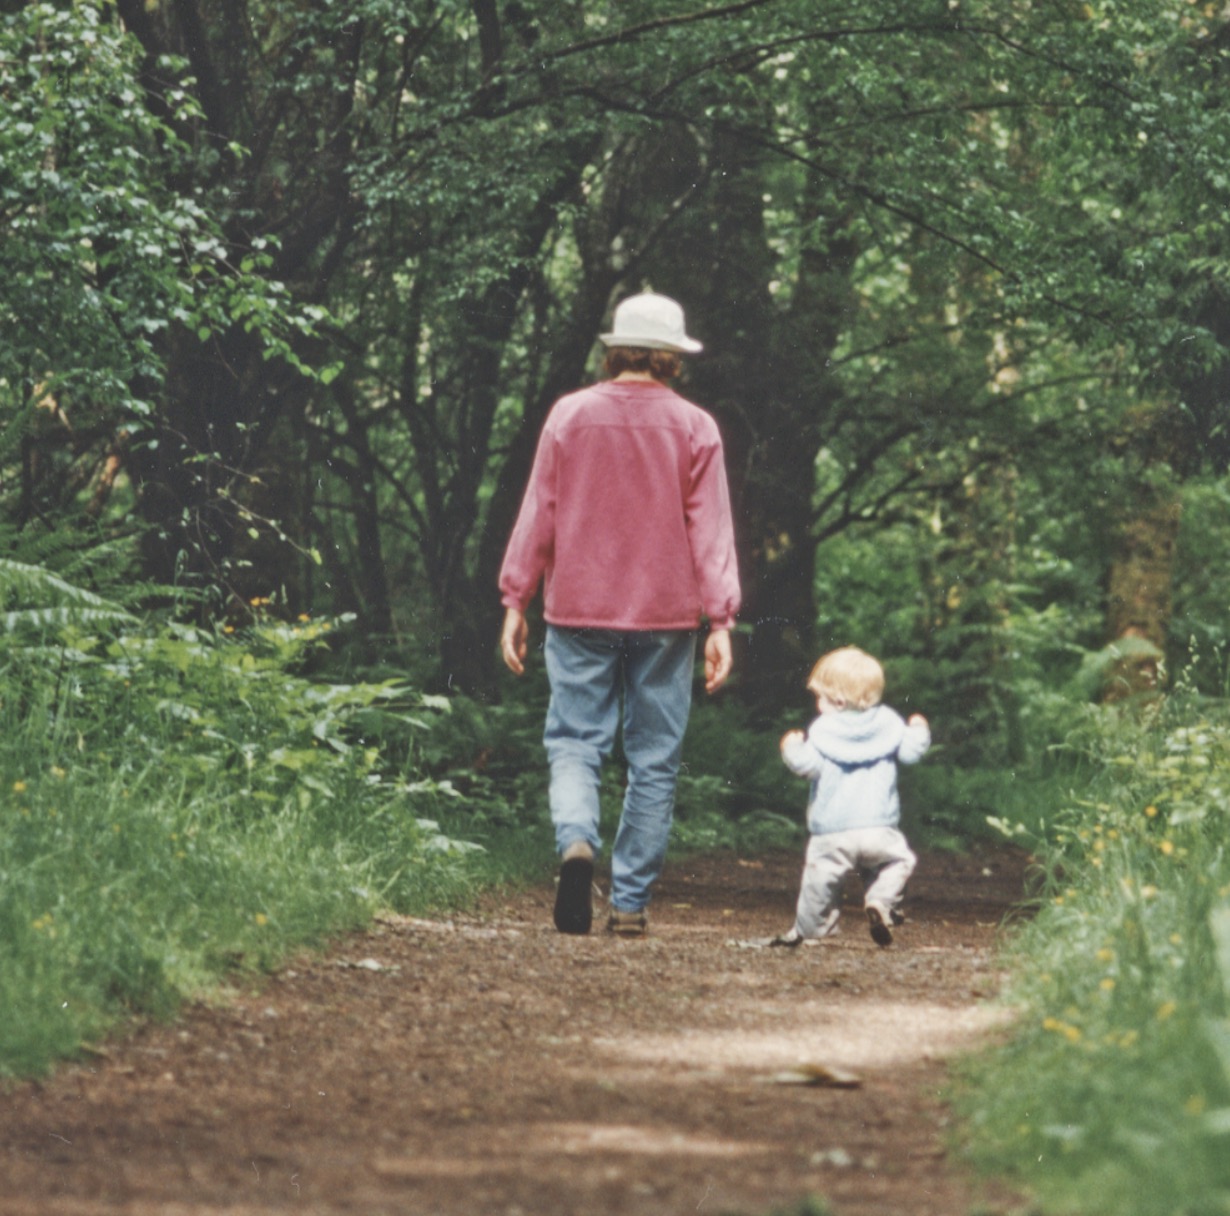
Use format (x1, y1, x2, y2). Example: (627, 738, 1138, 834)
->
(335, 957, 400, 973)
(761, 1063, 862, 1089)
(811, 1147, 855, 1167)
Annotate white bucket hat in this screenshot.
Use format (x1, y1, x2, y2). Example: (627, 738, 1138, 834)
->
(599, 292, 703, 354)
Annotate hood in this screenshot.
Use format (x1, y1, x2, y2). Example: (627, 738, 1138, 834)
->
(807, 705, 906, 766)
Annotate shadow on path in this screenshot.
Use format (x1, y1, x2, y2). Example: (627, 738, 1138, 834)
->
(0, 846, 1030, 1216)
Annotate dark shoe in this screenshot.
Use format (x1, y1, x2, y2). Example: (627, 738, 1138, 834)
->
(867, 905, 893, 947)
(554, 856, 595, 934)
(890, 907, 906, 926)
(606, 909, 648, 938)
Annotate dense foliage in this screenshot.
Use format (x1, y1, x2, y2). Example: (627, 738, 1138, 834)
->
(962, 687, 1230, 1214)
(0, 562, 487, 1076)
(5, 0, 1229, 712)
(5, 5, 1230, 1207)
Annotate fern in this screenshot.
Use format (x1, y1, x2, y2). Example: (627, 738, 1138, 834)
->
(0, 402, 32, 466)
(2, 606, 133, 631)
(0, 521, 167, 611)
(0, 558, 133, 630)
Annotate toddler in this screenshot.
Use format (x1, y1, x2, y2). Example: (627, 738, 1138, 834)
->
(774, 646, 930, 947)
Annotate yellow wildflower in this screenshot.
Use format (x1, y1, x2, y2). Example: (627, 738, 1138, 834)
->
(1157, 1001, 1178, 1021)
(1043, 1017, 1083, 1043)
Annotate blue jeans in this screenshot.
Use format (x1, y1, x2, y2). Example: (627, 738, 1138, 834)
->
(543, 626, 697, 914)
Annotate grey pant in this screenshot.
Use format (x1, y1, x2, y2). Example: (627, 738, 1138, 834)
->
(793, 827, 917, 939)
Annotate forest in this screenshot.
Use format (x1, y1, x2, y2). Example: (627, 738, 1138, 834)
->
(2, 0, 1230, 1212)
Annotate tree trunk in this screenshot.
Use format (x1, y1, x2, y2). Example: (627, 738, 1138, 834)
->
(683, 148, 855, 712)
(1103, 485, 1181, 703)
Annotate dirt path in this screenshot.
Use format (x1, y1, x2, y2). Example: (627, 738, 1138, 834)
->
(0, 846, 1029, 1216)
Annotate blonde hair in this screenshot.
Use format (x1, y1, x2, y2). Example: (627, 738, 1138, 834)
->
(806, 647, 885, 710)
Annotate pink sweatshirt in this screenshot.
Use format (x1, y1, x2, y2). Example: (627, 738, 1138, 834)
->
(499, 380, 741, 632)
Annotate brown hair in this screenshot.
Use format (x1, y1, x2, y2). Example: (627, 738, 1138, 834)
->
(806, 647, 885, 710)
(603, 347, 683, 381)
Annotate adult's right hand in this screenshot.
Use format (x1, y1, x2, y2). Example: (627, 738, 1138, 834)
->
(500, 607, 528, 675)
(703, 628, 733, 693)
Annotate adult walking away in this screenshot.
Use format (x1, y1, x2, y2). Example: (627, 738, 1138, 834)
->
(498, 292, 741, 938)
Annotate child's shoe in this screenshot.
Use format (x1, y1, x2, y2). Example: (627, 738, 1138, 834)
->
(866, 904, 893, 947)
(768, 928, 803, 948)
(554, 841, 595, 935)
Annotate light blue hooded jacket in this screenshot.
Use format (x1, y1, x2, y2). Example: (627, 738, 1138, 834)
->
(781, 704, 931, 835)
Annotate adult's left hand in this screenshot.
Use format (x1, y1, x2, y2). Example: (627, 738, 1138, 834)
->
(500, 607, 528, 675)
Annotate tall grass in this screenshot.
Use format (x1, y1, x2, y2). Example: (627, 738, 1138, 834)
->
(0, 591, 488, 1078)
(960, 682, 1230, 1214)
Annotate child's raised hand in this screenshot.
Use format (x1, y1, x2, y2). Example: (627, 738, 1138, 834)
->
(780, 729, 806, 754)
(908, 714, 929, 730)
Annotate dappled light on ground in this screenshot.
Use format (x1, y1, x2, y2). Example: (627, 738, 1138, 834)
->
(0, 847, 1028, 1216)
(595, 996, 1016, 1079)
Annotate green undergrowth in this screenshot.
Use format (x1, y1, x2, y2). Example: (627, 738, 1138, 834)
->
(673, 697, 1057, 856)
(0, 558, 1051, 1082)
(0, 588, 498, 1079)
(957, 683, 1230, 1215)
(455, 679, 1043, 862)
